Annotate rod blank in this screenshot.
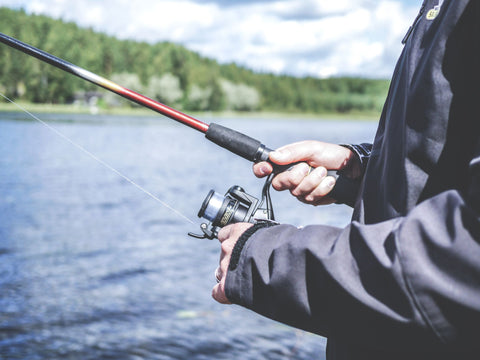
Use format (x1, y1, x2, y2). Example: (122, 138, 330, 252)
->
(0, 32, 209, 133)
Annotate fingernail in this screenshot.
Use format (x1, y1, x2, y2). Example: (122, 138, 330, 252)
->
(259, 165, 270, 176)
(299, 162, 311, 175)
(318, 167, 327, 177)
(326, 177, 336, 188)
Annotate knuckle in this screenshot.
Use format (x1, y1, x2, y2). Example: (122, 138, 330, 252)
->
(304, 194, 315, 202)
(220, 240, 233, 254)
(302, 176, 317, 189)
(291, 187, 303, 197)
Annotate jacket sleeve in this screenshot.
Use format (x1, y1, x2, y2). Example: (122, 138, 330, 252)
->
(333, 143, 372, 207)
(225, 151, 480, 352)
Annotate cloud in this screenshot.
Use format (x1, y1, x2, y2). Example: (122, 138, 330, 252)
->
(0, 0, 420, 78)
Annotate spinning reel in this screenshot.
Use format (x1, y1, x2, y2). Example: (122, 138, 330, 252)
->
(189, 176, 276, 239)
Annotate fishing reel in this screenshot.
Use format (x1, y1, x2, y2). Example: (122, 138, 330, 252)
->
(189, 176, 276, 239)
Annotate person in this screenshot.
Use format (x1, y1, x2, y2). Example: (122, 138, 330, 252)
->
(211, 0, 480, 359)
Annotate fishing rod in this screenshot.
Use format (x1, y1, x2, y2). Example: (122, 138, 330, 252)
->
(0, 32, 357, 232)
(0, 32, 270, 164)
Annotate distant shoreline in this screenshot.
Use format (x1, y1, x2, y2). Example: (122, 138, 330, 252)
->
(0, 102, 379, 121)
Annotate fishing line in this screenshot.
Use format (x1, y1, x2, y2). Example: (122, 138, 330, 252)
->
(0, 92, 195, 224)
(0, 32, 356, 205)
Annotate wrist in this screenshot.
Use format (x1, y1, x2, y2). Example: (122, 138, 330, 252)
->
(228, 222, 278, 271)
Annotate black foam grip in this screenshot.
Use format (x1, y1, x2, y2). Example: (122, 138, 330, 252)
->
(206, 123, 263, 162)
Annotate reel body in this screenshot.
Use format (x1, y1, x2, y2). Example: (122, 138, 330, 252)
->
(189, 177, 275, 239)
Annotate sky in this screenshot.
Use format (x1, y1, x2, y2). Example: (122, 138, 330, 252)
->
(0, 0, 423, 78)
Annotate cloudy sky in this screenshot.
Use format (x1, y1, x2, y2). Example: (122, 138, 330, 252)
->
(0, 0, 422, 78)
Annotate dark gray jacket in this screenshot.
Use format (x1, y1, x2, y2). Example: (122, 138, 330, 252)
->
(225, 1, 480, 359)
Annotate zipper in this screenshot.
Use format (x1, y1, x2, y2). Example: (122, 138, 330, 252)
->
(401, 0, 428, 44)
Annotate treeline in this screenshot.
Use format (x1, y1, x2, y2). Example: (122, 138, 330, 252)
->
(0, 7, 389, 114)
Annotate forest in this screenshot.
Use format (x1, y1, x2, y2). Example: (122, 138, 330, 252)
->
(0, 7, 390, 115)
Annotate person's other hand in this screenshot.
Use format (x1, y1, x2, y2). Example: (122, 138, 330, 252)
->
(212, 222, 253, 304)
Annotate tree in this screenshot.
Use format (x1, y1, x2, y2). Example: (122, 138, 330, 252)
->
(104, 73, 143, 107)
(220, 79, 260, 111)
(0, 8, 389, 114)
(146, 73, 183, 106)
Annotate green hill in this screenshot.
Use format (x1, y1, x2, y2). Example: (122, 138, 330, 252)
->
(0, 7, 389, 115)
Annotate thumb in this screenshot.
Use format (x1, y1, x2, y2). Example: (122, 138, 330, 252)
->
(269, 141, 313, 165)
(269, 148, 296, 165)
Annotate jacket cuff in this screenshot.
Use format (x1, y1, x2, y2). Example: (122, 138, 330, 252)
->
(340, 143, 372, 174)
(229, 221, 278, 271)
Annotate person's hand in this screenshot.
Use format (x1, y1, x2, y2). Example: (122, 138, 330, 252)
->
(253, 141, 360, 206)
(212, 222, 253, 304)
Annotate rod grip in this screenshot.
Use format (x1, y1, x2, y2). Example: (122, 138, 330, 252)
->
(205, 123, 268, 162)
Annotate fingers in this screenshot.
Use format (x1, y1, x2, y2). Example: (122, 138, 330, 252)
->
(269, 141, 318, 165)
(217, 222, 253, 243)
(271, 141, 358, 172)
(211, 250, 232, 304)
(272, 163, 336, 205)
(212, 280, 231, 304)
(212, 263, 230, 304)
(253, 161, 273, 178)
(253, 141, 352, 179)
(253, 141, 326, 178)
(271, 162, 310, 191)
(291, 167, 331, 197)
(297, 173, 337, 205)
(253, 141, 358, 205)
(213, 223, 253, 304)
(216, 223, 252, 284)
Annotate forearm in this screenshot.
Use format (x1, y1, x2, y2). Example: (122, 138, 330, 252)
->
(225, 189, 480, 352)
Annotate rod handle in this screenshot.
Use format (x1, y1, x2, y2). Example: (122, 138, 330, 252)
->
(206, 123, 267, 162)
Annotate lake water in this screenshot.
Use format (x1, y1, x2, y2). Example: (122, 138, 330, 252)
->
(0, 112, 377, 360)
